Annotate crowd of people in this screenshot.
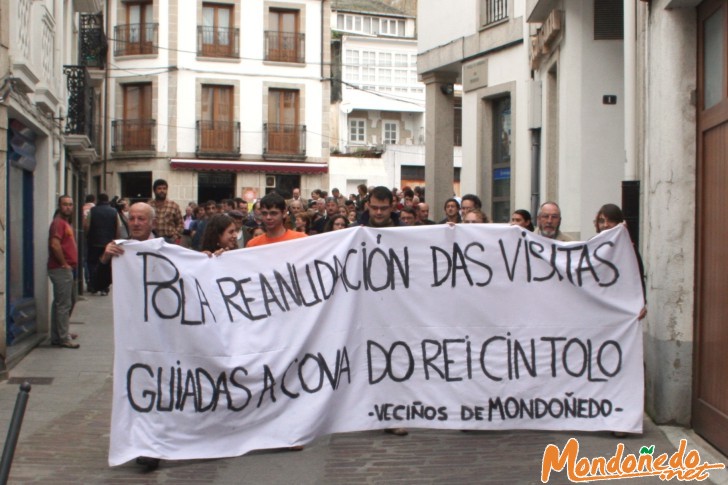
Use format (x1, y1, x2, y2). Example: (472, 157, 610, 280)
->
(44, 179, 646, 469)
(135, 183, 553, 254)
(70, 180, 648, 300)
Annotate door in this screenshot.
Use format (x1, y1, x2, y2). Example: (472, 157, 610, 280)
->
(201, 3, 233, 57)
(267, 89, 299, 154)
(201, 85, 233, 152)
(125, 1, 153, 55)
(123, 83, 152, 150)
(694, 0, 728, 456)
(269, 9, 299, 62)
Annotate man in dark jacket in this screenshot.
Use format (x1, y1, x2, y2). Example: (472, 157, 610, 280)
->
(84, 193, 118, 295)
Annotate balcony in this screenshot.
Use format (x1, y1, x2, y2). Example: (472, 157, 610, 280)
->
(197, 26, 240, 58)
(264, 31, 305, 63)
(79, 13, 107, 69)
(264, 123, 306, 158)
(114, 23, 158, 56)
(483, 0, 508, 26)
(63, 66, 100, 163)
(111, 119, 156, 152)
(196, 120, 240, 156)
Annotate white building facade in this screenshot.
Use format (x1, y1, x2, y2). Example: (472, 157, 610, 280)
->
(418, 0, 530, 222)
(1, 0, 105, 372)
(100, 0, 331, 203)
(330, 0, 438, 196)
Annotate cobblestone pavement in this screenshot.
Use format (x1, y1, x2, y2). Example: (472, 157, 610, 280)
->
(1, 294, 725, 484)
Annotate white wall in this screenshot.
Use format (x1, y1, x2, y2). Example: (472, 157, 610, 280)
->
(417, 0, 477, 52)
(640, 1, 696, 426)
(536, 1, 625, 238)
(329, 145, 461, 194)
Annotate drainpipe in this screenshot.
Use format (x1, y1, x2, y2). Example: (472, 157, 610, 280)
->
(103, 0, 111, 192)
(624, 0, 636, 181)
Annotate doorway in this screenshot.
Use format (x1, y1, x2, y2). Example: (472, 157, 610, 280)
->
(197, 171, 235, 202)
(694, 0, 728, 456)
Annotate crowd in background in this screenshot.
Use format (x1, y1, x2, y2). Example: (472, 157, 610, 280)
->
(167, 184, 538, 252)
(80, 181, 640, 284)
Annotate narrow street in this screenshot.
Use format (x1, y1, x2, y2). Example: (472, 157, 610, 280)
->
(0, 293, 724, 484)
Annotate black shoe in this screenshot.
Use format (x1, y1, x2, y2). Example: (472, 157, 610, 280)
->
(135, 456, 160, 471)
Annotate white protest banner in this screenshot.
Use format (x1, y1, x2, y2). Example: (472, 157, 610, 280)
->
(109, 224, 644, 466)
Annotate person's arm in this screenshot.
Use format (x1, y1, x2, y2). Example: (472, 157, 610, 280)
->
(100, 241, 125, 264)
(49, 237, 70, 269)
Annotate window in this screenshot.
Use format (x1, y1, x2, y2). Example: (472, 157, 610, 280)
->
(395, 54, 408, 67)
(362, 66, 376, 84)
(338, 14, 380, 35)
(267, 9, 303, 63)
(200, 3, 236, 58)
(481, 0, 508, 27)
(199, 85, 235, 153)
(379, 53, 392, 67)
(116, 1, 155, 55)
(362, 51, 376, 65)
(114, 83, 154, 151)
(380, 18, 405, 36)
(379, 68, 392, 87)
(345, 49, 360, 83)
(349, 119, 365, 143)
(384, 122, 398, 144)
(267, 89, 302, 155)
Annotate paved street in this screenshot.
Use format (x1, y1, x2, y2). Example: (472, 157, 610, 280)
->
(0, 293, 725, 484)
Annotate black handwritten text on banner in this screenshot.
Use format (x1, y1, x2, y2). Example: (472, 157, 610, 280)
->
(109, 224, 643, 465)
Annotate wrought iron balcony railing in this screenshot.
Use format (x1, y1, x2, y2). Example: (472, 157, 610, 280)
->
(196, 120, 241, 155)
(63, 66, 98, 146)
(79, 14, 107, 68)
(114, 23, 158, 56)
(264, 123, 306, 156)
(264, 31, 305, 63)
(197, 26, 240, 58)
(111, 119, 156, 152)
(483, 0, 508, 26)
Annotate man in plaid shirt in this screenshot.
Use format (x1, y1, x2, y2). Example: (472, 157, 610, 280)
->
(149, 178, 183, 244)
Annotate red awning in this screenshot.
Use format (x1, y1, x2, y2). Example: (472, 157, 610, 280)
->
(169, 159, 328, 174)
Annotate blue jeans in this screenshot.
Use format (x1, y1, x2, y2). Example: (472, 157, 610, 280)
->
(48, 267, 76, 343)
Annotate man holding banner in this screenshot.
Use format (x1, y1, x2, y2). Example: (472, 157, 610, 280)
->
(101, 202, 161, 471)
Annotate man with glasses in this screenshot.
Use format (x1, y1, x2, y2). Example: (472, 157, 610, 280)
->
(366, 186, 403, 228)
(246, 192, 306, 247)
(536, 201, 572, 241)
